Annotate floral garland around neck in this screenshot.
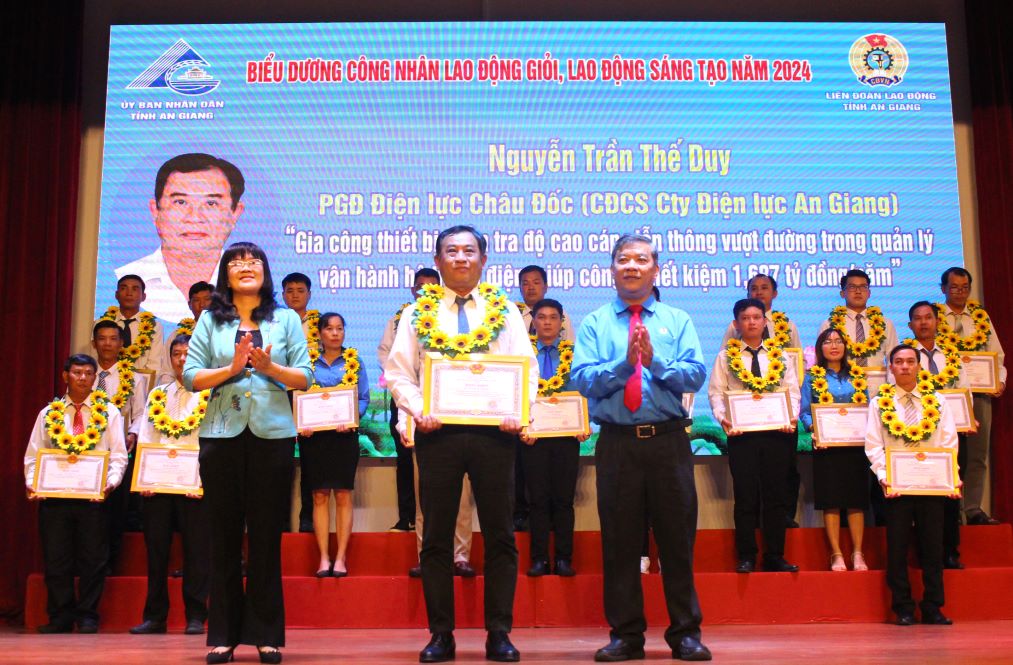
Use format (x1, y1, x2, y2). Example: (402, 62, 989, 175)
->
(100, 307, 157, 362)
(173, 317, 196, 338)
(530, 336, 574, 396)
(147, 387, 212, 439)
(392, 303, 412, 331)
(726, 339, 786, 393)
(875, 382, 941, 444)
(102, 358, 137, 410)
(828, 306, 887, 359)
(766, 311, 793, 349)
(304, 310, 322, 375)
(412, 283, 509, 358)
(934, 301, 993, 352)
(45, 390, 111, 454)
(901, 337, 962, 390)
(515, 301, 527, 314)
(808, 364, 868, 405)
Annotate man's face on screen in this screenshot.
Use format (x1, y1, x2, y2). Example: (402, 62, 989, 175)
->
(150, 168, 244, 253)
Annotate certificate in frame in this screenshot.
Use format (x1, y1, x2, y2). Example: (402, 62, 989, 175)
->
(939, 388, 975, 433)
(131, 443, 203, 496)
(783, 347, 804, 387)
(725, 389, 792, 433)
(422, 352, 530, 426)
(527, 391, 590, 439)
(885, 447, 959, 497)
(962, 352, 1000, 394)
(810, 403, 869, 446)
(292, 385, 360, 432)
(32, 449, 109, 500)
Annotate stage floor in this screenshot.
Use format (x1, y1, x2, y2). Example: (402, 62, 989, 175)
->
(4, 623, 1013, 664)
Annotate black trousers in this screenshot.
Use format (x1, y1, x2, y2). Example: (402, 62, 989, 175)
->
(389, 398, 416, 524)
(520, 436, 579, 562)
(513, 438, 530, 521)
(943, 434, 969, 556)
(415, 425, 517, 633)
(39, 499, 109, 627)
(596, 423, 702, 649)
(108, 453, 143, 566)
(727, 430, 795, 560)
(885, 495, 945, 615)
(141, 493, 210, 623)
(199, 430, 294, 647)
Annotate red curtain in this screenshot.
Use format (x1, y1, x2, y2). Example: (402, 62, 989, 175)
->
(0, 2, 83, 621)
(966, 0, 1013, 522)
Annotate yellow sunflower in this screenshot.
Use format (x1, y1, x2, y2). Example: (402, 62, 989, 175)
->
(538, 378, 549, 393)
(49, 400, 65, 411)
(450, 334, 472, 351)
(559, 349, 574, 363)
(888, 420, 906, 436)
(484, 311, 504, 328)
(184, 415, 200, 429)
(852, 393, 868, 404)
(342, 348, 357, 361)
(155, 414, 171, 428)
(91, 412, 107, 429)
(547, 375, 564, 390)
(415, 313, 438, 333)
(84, 428, 101, 445)
(344, 358, 360, 372)
(729, 358, 745, 372)
(149, 404, 165, 419)
(416, 296, 438, 313)
(126, 346, 143, 360)
(906, 425, 924, 440)
(853, 378, 868, 391)
(471, 326, 492, 344)
(818, 392, 834, 404)
(430, 332, 449, 348)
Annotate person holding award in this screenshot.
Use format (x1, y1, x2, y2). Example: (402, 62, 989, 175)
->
(386, 224, 537, 663)
(708, 298, 800, 574)
(799, 328, 870, 571)
(298, 312, 369, 578)
(520, 298, 586, 578)
(571, 234, 711, 662)
(183, 242, 312, 665)
(130, 334, 210, 636)
(865, 344, 960, 626)
(24, 354, 128, 633)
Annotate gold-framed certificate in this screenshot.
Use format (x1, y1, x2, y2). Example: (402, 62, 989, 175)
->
(810, 404, 869, 446)
(784, 348, 804, 387)
(886, 447, 959, 496)
(864, 366, 888, 397)
(32, 449, 109, 500)
(423, 352, 530, 426)
(131, 443, 202, 496)
(725, 389, 792, 432)
(939, 388, 975, 433)
(962, 352, 1000, 393)
(292, 385, 360, 432)
(527, 391, 590, 439)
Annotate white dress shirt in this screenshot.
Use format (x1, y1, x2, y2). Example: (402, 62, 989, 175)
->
(721, 310, 802, 348)
(385, 286, 538, 419)
(865, 386, 959, 483)
(94, 361, 146, 437)
(94, 308, 171, 383)
(24, 395, 128, 490)
(939, 303, 1007, 385)
(817, 306, 899, 367)
(115, 248, 221, 324)
(136, 380, 204, 447)
(707, 342, 801, 425)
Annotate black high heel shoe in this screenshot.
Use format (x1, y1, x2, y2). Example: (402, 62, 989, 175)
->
(258, 646, 283, 664)
(206, 646, 236, 664)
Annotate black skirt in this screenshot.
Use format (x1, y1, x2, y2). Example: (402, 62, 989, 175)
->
(812, 446, 871, 510)
(299, 429, 360, 490)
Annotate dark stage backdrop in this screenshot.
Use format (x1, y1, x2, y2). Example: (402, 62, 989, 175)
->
(0, 2, 83, 621)
(966, 0, 1013, 522)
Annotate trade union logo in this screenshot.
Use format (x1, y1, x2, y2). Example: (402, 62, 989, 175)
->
(849, 34, 908, 87)
(127, 39, 221, 96)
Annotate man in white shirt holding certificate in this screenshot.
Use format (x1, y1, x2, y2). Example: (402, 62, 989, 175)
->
(24, 354, 128, 634)
(865, 344, 960, 626)
(385, 224, 537, 663)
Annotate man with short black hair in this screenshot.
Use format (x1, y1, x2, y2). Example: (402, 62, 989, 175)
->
(98, 275, 169, 383)
(818, 269, 899, 367)
(187, 281, 214, 320)
(25, 354, 128, 633)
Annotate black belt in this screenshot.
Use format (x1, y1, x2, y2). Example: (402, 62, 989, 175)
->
(600, 419, 691, 440)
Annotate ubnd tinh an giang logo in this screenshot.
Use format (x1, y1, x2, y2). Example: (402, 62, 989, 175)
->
(126, 39, 221, 95)
(849, 34, 908, 87)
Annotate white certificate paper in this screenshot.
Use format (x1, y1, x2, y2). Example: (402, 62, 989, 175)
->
(963, 352, 999, 393)
(939, 389, 975, 433)
(424, 353, 530, 426)
(811, 404, 868, 446)
(784, 348, 804, 387)
(725, 390, 791, 432)
(528, 392, 590, 438)
(33, 449, 109, 500)
(886, 448, 959, 496)
(293, 386, 359, 432)
(131, 443, 202, 495)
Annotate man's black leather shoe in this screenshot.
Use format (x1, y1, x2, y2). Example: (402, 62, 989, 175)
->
(895, 612, 916, 626)
(922, 610, 953, 625)
(526, 560, 550, 577)
(37, 622, 73, 634)
(77, 620, 99, 634)
(185, 619, 206, 635)
(593, 637, 645, 662)
(409, 565, 423, 578)
(966, 511, 1000, 526)
(735, 559, 755, 573)
(762, 557, 799, 573)
(486, 631, 520, 662)
(130, 619, 167, 634)
(943, 554, 964, 569)
(673, 636, 712, 661)
(454, 561, 476, 577)
(554, 559, 576, 577)
(419, 632, 455, 663)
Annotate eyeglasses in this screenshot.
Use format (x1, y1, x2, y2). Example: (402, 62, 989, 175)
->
(844, 284, 869, 292)
(227, 259, 263, 270)
(821, 339, 845, 346)
(946, 285, 970, 293)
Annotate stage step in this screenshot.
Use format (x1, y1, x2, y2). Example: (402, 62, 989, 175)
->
(25, 526, 1013, 630)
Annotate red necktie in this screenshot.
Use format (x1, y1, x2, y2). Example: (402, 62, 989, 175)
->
(72, 403, 85, 435)
(623, 304, 644, 412)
